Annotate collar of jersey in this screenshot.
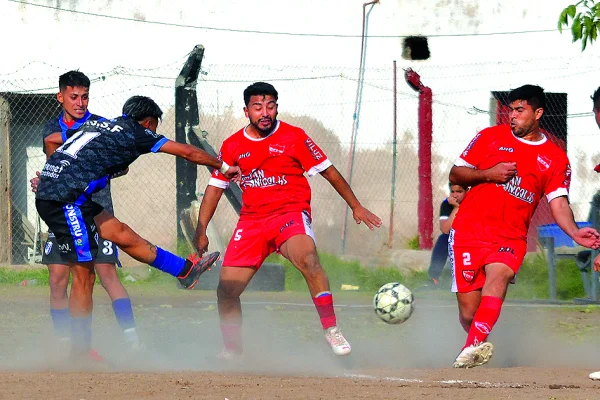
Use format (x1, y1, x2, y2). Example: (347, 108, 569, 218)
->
(58, 110, 92, 132)
(511, 131, 547, 146)
(243, 120, 280, 141)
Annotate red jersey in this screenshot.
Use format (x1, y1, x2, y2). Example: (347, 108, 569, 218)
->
(209, 120, 332, 219)
(452, 125, 571, 243)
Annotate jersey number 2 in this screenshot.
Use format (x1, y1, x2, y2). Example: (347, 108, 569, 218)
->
(57, 131, 100, 158)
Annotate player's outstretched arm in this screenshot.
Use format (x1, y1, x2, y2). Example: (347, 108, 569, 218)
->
(43, 132, 64, 157)
(194, 185, 225, 254)
(450, 162, 517, 187)
(550, 196, 600, 249)
(158, 140, 241, 181)
(320, 165, 382, 230)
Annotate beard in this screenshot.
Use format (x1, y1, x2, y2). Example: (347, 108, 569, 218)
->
(250, 117, 277, 136)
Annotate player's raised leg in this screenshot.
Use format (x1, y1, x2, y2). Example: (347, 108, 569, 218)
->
(280, 234, 351, 356)
(94, 210, 218, 289)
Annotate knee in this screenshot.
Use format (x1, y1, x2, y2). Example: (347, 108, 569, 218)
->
(295, 252, 322, 276)
(71, 269, 96, 291)
(49, 270, 69, 294)
(459, 309, 475, 326)
(217, 281, 244, 300)
(97, 267, 118, 289)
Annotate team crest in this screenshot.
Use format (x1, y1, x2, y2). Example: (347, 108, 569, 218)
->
(462, 270, 475, 282)
(269, 144, 285, 156)
(537, 154, 551, 171)
(44, 241, 53, 255)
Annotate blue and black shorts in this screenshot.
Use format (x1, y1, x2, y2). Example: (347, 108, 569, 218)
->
(36, 199, 104, 263)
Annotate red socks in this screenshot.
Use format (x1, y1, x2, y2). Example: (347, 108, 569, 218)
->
(220, 322, 242, 353)
(313, 292, 337, 330)
(464, 295, 503, 349)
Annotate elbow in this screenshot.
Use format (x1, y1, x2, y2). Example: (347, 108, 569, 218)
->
(449, 167, 459, 185)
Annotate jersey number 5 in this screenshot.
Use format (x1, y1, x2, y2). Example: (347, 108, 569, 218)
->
(57, 131, 100, 159)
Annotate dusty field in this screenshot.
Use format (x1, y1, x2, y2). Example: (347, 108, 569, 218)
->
(1, 284, 600, 399)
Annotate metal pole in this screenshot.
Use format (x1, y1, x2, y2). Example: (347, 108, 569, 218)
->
(388, 60, 397, 249)
(341, 0, 379, 253)
(541, 236, 557, 302)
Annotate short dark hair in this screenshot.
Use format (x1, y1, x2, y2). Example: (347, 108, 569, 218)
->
(592, 87, 600, 110)
(507, 84, 546, 111)
(243, 82, 278, 106)
(122, 96, 163, 121)
(58, 70, 90, 91)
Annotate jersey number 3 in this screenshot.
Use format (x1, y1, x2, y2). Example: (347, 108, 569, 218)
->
(57, 131, 100, 158)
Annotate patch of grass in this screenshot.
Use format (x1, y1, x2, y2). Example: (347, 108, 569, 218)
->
(407, 235, 420, 250)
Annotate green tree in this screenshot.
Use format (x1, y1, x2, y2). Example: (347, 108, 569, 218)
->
(558, 0, 600, 50)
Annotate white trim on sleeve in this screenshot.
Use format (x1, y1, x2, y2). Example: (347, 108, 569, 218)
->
(547, 187, 569, 203)
(307, 159, 333, 177)
(439, 216, 450, 220)
(454, 158, 475, 168)
(208, 177, 230, 189)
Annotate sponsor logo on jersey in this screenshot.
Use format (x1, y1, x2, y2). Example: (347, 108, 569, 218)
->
(499, 175, 535, 204)
(537, 154, 551, 171)
(269, 144, 285, 156)
(474, 321, 491, 335)
(241, 168, 288, 189)
(462, 133, 481, 157)
(238, 151, 251, 160)
(144, 128, 160, 138)
(304, 138, 323, 160)
(564, 163, 572, 186)
(65, 205, 83, 237)
(40, 163, 66, 179)
(462, 270, 475, 282)
(44, 241, 53, 255)
(499, 146, 514, 152)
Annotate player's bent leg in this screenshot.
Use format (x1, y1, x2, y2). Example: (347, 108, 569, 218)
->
(456, 290, 482, 332)
(455, 263, 512, 368)
(48, 263, 71, 340)
(69, 262, 96, 358)
(217, 266, 256, 355)
(94, 211, 218, 288)
(280, 235, 351, 356)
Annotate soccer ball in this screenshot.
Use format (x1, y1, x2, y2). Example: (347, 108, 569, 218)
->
(373, 282, 414, 324)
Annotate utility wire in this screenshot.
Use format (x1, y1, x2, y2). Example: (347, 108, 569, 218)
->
(10, 0, 557, 39)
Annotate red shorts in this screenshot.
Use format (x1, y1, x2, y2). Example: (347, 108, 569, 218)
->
(449, 229, 527, 293)
(222, 211, 315, 269)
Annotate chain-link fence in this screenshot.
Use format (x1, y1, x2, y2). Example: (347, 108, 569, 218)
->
(1, 53, 600, 266)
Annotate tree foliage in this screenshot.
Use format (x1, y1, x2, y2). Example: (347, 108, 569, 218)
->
(558, 0, 600, 51)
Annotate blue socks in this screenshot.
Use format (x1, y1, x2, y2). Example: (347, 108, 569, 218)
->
(50, 308, 71, 339)
(112, 298, 136, 331)
(150, 247, 186, 277)
(71, 315, 92, 351)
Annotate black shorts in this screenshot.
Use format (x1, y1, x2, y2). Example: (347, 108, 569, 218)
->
(36, 199, 104, 263)
(42, 232, 120, 265)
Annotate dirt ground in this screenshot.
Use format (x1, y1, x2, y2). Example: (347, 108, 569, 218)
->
(1, 284, 600, 399)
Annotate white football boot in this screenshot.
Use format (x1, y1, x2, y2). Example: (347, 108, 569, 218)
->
(324, 326, 352, 356)
(453, 341, 494, 368)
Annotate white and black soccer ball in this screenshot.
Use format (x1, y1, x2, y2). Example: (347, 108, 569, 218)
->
(373, 282, 414, 324)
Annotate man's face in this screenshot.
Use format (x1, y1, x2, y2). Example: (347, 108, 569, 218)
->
(450, 185, 467, 204)
(244, 94, 278, 135)
(509, 99, 543, 138)
(57, 85, 89, 121)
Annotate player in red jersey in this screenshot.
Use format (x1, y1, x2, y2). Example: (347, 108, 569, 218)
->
(449, 84, 600, 368)
(194, 82, 382, 358)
